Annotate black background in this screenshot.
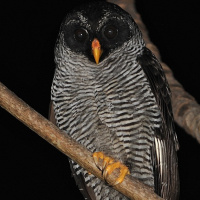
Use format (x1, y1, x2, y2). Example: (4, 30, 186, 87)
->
(1, 0, 200, 199)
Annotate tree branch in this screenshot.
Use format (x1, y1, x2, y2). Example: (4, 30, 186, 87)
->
(0, 81, 163, 200)
(108, 0, 200, 143)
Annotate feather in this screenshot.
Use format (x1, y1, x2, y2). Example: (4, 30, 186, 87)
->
(137, 47, 179, 199)
(49, 101, 95, 200)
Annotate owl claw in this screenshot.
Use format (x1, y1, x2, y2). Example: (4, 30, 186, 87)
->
(102, 156, 114, 170)
(92, 152, 130, 185)
(103, 161, 130, 185)
(93, 152, 105, 170)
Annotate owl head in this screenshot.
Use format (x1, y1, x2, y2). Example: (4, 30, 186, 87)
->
(55, 1, 144, 66)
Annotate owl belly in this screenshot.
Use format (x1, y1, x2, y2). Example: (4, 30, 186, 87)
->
(66, 83, 157, 200)
(52, 61, 161, 198)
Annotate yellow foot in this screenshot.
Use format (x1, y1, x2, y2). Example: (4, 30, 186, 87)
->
(92, 152, 130, 185)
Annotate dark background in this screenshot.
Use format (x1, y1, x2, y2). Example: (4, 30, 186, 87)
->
(1, 0, 200, 199)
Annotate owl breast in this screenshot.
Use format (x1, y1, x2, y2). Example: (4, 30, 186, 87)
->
(51, 43, 162, 189)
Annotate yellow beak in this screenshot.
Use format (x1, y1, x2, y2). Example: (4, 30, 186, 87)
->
(92, 38, 102, 64)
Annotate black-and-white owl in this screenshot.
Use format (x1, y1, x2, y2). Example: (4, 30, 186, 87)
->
(50, 1, 179, 200)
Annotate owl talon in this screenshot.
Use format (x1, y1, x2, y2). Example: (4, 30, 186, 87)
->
(102, 156, 114, 170)
(103, 161, 130, 185)
(93, 152, 105, 170)
(92, 152, 130, 185)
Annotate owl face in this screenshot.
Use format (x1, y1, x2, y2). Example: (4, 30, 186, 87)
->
(60, 2, 138, 64)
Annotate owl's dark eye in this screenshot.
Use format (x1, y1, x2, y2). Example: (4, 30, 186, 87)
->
(104, 25, 118, 39)
(74, 28, 88, 42)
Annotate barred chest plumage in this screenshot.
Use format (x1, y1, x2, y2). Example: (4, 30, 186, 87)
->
(51, 38, 162, 191)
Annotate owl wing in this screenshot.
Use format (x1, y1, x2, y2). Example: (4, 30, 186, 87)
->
(137, 47, 179, 199)
(49, 101, 94, 200)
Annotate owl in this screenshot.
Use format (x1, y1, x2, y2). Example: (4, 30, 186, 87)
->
(50, 1, 179, 200)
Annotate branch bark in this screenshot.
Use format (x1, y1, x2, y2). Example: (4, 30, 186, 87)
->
(0, 81, 163, 200)
(108, 0, 200, 143)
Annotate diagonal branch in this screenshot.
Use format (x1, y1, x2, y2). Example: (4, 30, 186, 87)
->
(0, 81, 163, 200)
(108, 0, 200, 143)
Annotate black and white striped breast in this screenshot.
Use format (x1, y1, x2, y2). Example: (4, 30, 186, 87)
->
(51, 38, 162, 199)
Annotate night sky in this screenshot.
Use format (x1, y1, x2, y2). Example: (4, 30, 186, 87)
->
(1, 0, 200, 199)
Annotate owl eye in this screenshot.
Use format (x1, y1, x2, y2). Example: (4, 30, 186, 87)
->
(104, 25, 118, 39)
(74, 28, 88, 42)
